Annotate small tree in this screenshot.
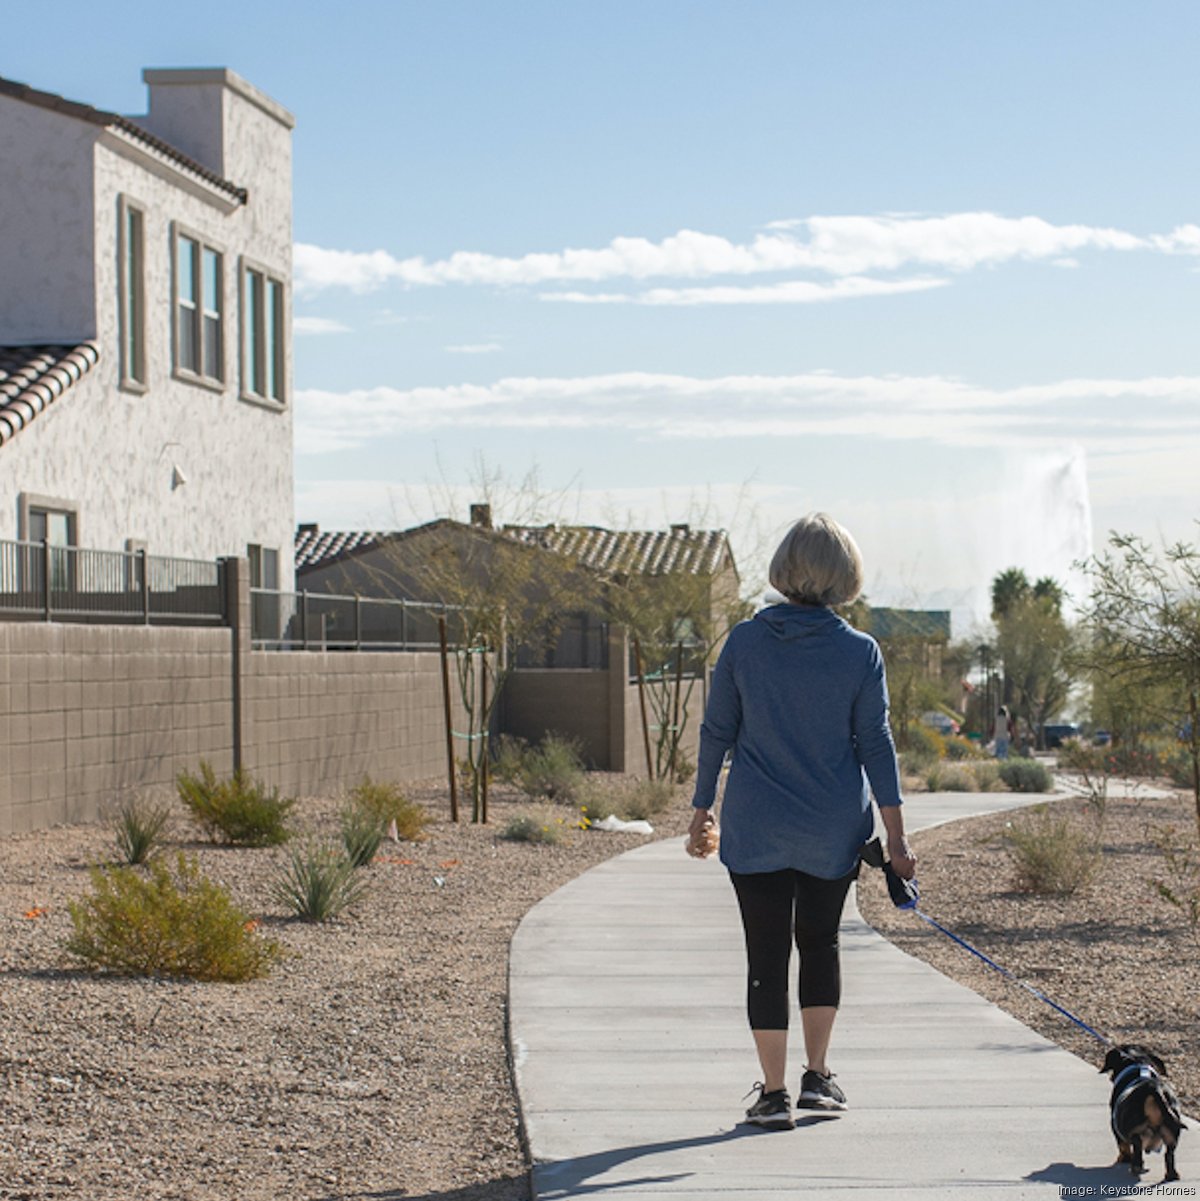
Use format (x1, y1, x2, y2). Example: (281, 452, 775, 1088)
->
(989, 568, 1080, 747)
(606, 548, 750, 781)
(1082, 531, 1200, 837)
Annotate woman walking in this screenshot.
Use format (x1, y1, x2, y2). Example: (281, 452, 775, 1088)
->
(688, 513, 916, 1128)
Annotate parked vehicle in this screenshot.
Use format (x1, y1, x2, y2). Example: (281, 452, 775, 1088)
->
(920, 711, 960, 736)
(1041, 723, 1080, 749)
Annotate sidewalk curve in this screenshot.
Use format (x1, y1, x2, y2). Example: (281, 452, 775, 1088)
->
(510, 790, 1195, 1199)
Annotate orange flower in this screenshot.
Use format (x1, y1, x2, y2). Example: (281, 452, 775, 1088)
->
(438, 859, 460, 869)
(243, 919, 261, 933)
(23, 907, 48, 920)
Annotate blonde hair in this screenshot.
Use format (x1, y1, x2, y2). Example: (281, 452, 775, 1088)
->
(769, 513, 864, 607)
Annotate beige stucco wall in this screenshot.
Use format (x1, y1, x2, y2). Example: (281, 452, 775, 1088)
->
(0, 95, 98, 342)
(502, 669, 613, 768)
(0, 70, 295, 582)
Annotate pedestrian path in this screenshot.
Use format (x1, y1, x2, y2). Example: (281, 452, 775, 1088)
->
(509, 790, 1195, 1199)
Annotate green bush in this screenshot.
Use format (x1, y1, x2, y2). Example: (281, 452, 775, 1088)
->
(177, 762, 295, 847)
(672, 749, 696, 785)
(1001, 805, 1099, 895)
(901, 723, 944, 766)
(346, 777, 430, 842)
(112, 795, 172, 865)
(520, 733, 585, 804)
(501, 812, 565, 845)
(575, 778, 619, 823)
(65, 854, 280, 981)
(490, 734, 529, 785)
(998, 759, 1053, 793)
(622, 777, 676, 821)
(270, 841, 368, 922)
(944, 735, 984, 761)
(969, 760, 1003, 791)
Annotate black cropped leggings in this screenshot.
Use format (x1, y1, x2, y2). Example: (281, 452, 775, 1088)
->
(729, 865, 857, 1028)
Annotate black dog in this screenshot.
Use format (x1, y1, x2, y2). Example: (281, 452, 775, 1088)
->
(1100, 1044, 1187, 1183)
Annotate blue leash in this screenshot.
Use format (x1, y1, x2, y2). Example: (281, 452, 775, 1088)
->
(910, 904, 1112, 1047)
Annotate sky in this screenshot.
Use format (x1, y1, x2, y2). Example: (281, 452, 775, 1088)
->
(5, 1, 1199, 632)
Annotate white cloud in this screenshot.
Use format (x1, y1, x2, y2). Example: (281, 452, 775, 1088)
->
(444, 342, 504, 354)
(293, 212, 1162, 297)
(540, 275, 949, 305)
(1152, 224, 1200, 254)
(294, 369, 1200, 457)
(293, 315, 352, 335)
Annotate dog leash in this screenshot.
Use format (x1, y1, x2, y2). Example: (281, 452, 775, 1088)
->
(910, 904, 1112, 1047)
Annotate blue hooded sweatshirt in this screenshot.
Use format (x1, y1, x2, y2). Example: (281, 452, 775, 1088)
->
(691, 603, 902, 879)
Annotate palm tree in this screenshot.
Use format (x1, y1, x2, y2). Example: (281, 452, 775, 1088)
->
(991, 567, 1030, 621)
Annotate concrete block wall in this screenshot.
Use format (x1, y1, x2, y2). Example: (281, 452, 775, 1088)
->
(0, 621, 233, 835)
(244, 651, 468, 798)
(502, 669, 613, 768)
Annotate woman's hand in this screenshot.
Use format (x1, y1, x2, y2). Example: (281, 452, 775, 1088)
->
(888, 835, 917, 880)
(687, 808, 717, 858)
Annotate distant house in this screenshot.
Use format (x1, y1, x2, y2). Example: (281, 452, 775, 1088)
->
(0, 68, 296, 588)
(294, 508, 742, 665)
(863, 606, 952, 678)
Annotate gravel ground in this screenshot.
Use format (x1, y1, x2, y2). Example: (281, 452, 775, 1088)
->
(0, 778, 693, 1201)
(7, 779, 1196, 1201)
(857, 786, 1200, 1117)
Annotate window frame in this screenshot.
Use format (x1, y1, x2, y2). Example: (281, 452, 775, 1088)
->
(170, 221, 226, 392)
(18, 493, 80, 594)
(239, 256, 288, 410)
(117, 195, 148, 393)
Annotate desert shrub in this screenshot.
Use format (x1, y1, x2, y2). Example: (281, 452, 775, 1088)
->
(520, 733, 585, 804)
(501, 812, 565, 845)
(970, 760, 1003, 791)
(177, 762, 295, 847)
(65, 854, 280, 982)
(998, 759, 1053, 793)
(347, 777, 430, 842)
(925, 762, 977, 793)
(1166, 751, 1195, 791)
(112, 795, 172, 865)
(270, 841, 368, 922)
(339, 803, 387, 868)
(944, 735, 984, 761)
(1152, 826, 1200, 940)
(575, 778, 620, 822)
(491, 734, 529, 785)
(901, 723, 944, 766)
(1001, 805, 1099, 895)
(1058, 737, 1104, 774)
(672, 750, 696, 785)
(622, 778, 676, 821)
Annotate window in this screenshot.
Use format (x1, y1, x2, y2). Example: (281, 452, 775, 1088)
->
(118, 196, 146, 390)
(173, 225, 224, 386)
(27, 504, 76, 593)
(241, 260, 286, 405)
(247, 545, 279, 590)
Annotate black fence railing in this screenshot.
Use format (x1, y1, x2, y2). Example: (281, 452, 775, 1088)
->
(0, 539, 225, 625)
(251, 588, 464, 651)
(512, 614, 611, 670)
(628, 638, 708, 683)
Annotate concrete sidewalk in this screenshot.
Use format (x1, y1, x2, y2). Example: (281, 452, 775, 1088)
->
(510, 790, 1195, 1199)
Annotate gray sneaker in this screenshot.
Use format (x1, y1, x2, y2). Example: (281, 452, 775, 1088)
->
(743, 1083, 794, 1130)
(797, 1069, 847, 1111)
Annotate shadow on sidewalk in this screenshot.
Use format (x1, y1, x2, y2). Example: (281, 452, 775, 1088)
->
(532, 1120, 836, 1198)
(312, 1174, 531, 1201)
(1026, 1160, 1170, 1194)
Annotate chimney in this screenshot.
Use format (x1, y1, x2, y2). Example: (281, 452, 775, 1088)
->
(470, 503, 493, 529)
(670, 522, 691, 535)
(298, 523, 319, 536)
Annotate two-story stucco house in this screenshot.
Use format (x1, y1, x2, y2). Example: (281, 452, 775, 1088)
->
(0, 67, 296, 589)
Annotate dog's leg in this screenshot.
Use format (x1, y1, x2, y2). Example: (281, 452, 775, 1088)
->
(1164, 1144, 1179, 1183)
(1116, 1140, 1134, 1167)
(1130, 1142, 1145, 1176)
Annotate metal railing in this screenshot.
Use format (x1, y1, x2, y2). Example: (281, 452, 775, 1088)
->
(0, 539, 225, 625)
(251, 587, 463, 651)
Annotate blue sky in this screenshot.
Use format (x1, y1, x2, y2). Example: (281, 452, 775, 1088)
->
(5, 1, 1198, 628)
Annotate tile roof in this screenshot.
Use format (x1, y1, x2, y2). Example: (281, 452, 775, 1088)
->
(294, 520, 734, 579)
(867, 607, 952, 640)
(0, 344, 100, 448)
(295, 526, 385, 571)
(502, 524, 732, 577)
(0, 76, 247, 204)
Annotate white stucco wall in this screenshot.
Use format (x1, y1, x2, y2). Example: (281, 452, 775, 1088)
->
(0, 71, 296, 587)
(0, 96, 98, 342)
